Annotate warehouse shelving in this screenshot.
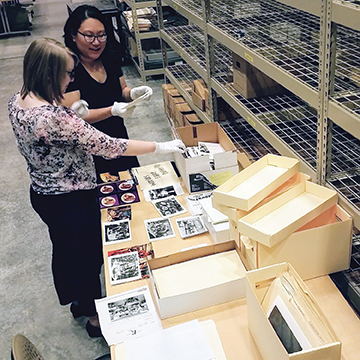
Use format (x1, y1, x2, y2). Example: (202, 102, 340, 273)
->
(157, 0, 360, 228)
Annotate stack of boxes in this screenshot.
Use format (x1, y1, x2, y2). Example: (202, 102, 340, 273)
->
(212, 153, 352, 281)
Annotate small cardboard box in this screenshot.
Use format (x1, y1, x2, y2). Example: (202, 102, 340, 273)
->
(246, 263, 341, 360)
(174, 103, 194, 128)
(240, 204, 352, 279)
(237, 181, 338, 247)
(162, 83, 175, 107)
(174, 123, 239, 193)
(202, 215, 230, 244)
(183, 113, 203, 126)
(233, 53, 284, 99)
(213, 154, 300, 212)
(212, 172, 311, 223)
(148, 241, 247, 319)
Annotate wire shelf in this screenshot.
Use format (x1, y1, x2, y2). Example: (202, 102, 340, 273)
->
(167, 63, 203, 93)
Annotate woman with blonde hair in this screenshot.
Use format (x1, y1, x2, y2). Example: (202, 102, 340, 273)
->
(8, 37, 184, 337)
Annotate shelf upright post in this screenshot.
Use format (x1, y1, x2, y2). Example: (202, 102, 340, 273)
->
(156, 0, 168, 82)
(316, 0, 333, 186)
(131, 1, 146, 82)
(201, 0, 218, 122)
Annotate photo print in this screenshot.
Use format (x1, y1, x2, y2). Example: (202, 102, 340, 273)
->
(143, 183, 184, 202)
(176, 216, 208, 238)
(144, 217, 176, 242)
(103, 219, 131, 244)
(105, 205, 132, 222)
(151, 196, 187, 218)
(108, 294, 149, 322)
(108, 244, 154, 283)
(108, 251, 141, 286)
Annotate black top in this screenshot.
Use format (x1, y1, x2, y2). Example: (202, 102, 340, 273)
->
(66, 56, 139, 179)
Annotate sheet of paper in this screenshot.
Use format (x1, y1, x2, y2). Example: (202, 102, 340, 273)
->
(143, 183, 184, 202)
(133, 161, 180, 190)
(124, 320, 215, 360)
(95, 285, 162, 346)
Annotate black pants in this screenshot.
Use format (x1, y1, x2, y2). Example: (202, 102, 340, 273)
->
(30, 187, 103, 317)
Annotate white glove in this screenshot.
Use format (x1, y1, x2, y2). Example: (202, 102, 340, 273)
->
(111, 102, 135, 119)
(71, 100, 89, 119)
(130, 86, 153, 101)
(154, 139, 186, 154)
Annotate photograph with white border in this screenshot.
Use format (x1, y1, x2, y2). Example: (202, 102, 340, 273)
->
(108, 251, 141, 286)
(176, 215, 208, 239)
(143, 183, 184, 202)
(144, 217, 176, 242)
(103, 219, 131, 244)
(151, 196, 187, 218)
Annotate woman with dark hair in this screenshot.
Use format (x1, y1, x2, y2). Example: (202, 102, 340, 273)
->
(8, 37, 184, 338)
(63, 5, 153, 180)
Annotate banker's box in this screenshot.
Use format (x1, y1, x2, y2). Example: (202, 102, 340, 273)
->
(240, 204, 352, 280)
(246, 263, 341, 360)
(232, 52, 284, 99)
(174, 122, 239, 193)
(148, 241, 246, 319)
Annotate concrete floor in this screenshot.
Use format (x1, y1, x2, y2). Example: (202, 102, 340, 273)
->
(0, 1, 174, 359)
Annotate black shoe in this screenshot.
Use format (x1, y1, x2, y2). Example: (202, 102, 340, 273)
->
(70, 303, 85, 319)
(86, 320, 103, 338)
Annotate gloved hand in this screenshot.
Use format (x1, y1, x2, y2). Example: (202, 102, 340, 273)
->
(71, 99, 89, 119)
(111, 102, 135, 119)
(154, 139, 185, 154)
(130, 86, 153, 101)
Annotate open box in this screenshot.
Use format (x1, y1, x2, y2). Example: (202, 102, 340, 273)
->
(148, 241, 247, 319)
(213, 154, 300, 211)
(174, 123, 239, 193)
(237, 180, 338, 247)
(212, 171, 311, 223)
(240, 204, 352, 279)
(246, 263, 341, 360)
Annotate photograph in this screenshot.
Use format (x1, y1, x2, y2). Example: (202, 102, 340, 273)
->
(105, 205, 132, 222)
(107, 244, 154, 281)
(152, 196, 187, 218)
(103, 219, 131, 244)
(108, 251, 141, 286)
(176, 216, 208, 238)
(107, 294, 149, 322)
(144, 217, 176, 241)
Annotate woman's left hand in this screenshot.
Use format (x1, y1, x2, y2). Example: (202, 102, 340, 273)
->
(130, 86, 153, 101)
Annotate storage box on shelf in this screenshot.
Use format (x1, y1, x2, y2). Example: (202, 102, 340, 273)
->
(148, 240, 247, 319)
(246, 263, 342, 360)
(174, 123, 239, 193)
(232, 53, 284, 99)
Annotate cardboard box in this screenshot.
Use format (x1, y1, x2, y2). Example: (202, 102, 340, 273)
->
(183, 113, 203, 126)
(191, 79, 207, 111)
(246, 263, 341, 360)
(240, 204, 352, 279)
(148, 241, 247, 319)
(174, 123, 239, 193)
(237, 181, 338, 247)
(233, 53, 284, 99)
(174, 103, 194, 128)
(212, 172, 311, 222)
(202, 215, 230, 244)
(213, 154, 300, 212)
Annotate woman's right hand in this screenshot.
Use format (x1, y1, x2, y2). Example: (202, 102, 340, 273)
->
(111, 102, 135, 119)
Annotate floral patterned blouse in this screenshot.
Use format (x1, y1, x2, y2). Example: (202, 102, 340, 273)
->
(8, 93, 128, 195)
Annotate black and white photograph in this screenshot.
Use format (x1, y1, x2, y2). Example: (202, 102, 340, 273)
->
(103, 219, 131, 244)
(144, 217, 176, 241)
(143, 183, 184, 201)
(108, 294, 149, 322)
(108, 251, 141, 286)
(105, 205, 132, 222)
(176, 216, 208, 238)
(151, 196, 187, 218)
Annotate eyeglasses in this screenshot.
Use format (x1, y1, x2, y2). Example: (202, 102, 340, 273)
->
(66, 69, 76, 80)
(77, 30, 107, 43)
